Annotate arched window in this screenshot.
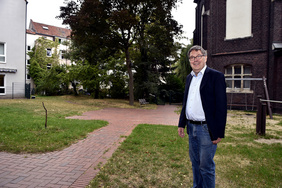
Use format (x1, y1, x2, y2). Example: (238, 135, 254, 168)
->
(225, 64, 252, 93)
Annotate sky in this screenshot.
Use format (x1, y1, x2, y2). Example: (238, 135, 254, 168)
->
(26, 0, 196, 46)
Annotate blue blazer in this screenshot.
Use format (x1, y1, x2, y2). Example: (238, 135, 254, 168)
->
(178, 67, 227, 140)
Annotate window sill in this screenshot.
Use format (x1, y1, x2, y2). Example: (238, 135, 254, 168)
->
(224, 34, 253, 41)
(226, 89, 253, 94)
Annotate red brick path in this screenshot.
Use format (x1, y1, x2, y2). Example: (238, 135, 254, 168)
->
(0, 105, 180, 188)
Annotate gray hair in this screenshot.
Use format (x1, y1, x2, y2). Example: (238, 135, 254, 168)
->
(188, 45, 207, 57)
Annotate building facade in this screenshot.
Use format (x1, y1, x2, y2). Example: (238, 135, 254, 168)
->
(26, 20, 72, 89)
(193, 0, 282, 113)
(0, 0, 28, 98)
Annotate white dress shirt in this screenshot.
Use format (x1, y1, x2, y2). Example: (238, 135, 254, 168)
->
(185, 65, 207, 121)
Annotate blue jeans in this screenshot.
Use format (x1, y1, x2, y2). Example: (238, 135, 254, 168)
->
(188, 122, 217, 188)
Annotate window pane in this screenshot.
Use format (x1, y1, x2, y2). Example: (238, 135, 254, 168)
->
(0, 43, 4, 55)
(226, 67, 232, 74)
(226, 0, 252, 39)
(244, 76, 251, 88)
(225, 76, 232, 88)
(234, 76, 241, 88)
(47, 49, 52, 57)
(226, 80, 232, 88)
(0, 88, 5, 93)
(47, 63, 51, 69)
(234, 66, 241, 74)
(244, 66, 251, 74)
(0, 57, 5, 62)
(0, 75, 4, 86)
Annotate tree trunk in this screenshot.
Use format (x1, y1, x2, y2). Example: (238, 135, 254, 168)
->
(125, 48, 134, 105)
(72, 82, 78, 96)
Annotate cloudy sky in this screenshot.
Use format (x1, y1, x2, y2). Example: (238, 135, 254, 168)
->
(26, 0, 196, 45)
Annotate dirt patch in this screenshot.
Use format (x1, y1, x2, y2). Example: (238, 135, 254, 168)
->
(255, 139, 282, 144)
(227, 110, 282, 143)
(227, 111, 257, 129)
(227, 110, 281, 128)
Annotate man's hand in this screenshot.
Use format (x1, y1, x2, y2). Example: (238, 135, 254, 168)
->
(178, 127, 185, 138)
(212, 138, 222, 145)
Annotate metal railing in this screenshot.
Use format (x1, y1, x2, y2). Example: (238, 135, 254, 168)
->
(256, 97, 282, 135)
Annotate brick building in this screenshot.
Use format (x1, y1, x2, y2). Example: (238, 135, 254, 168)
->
(193, 0, 282, 113)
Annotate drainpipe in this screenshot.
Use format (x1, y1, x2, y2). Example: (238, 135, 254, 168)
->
(25, 1, 28, 95)
(267, 0, 274, 99)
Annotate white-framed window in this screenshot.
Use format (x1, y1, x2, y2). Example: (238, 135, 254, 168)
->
(225, 64, 252, 93)
(0, 74, 5, 94)
(60, 50, 66, 59)
(47, 63, 52, 69)
(0, 42, 6, 63)
(46, 48, 52, 57)
(226, 0, 252, 40)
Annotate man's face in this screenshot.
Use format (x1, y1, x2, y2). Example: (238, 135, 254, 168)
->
(189, 50, 207, 75)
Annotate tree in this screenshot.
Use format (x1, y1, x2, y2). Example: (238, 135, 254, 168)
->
(59, 0, 183, 105)
(175, 40, 193, 83)
(103, 53, 128, 99)
(59, 0, 115, 98)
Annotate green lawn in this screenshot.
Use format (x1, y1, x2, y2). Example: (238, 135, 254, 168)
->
(89, 111, 282, 188)
(0, 95, 155, 153)
(0, 96, 281, 187)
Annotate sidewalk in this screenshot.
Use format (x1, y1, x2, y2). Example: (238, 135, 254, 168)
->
(0, 105, 180, 188)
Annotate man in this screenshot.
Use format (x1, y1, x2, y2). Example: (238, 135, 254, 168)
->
(178, 45, 227, 188)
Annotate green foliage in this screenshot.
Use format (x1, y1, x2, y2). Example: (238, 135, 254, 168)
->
(104, 55, 128, 99)
(175, 40, 193, 83)
(133, 57, 160, 100)
(132, 5, 183, 100)
(158, 74, 184, 103)
(28, 37, 66, 95)
(133, 30, 182, 100)
(79, 62, 101, 96)
(66, 63, 82, 95)
(59, 0, 183, 103)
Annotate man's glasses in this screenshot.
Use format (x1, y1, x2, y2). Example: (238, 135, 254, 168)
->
(189, 55, 205, 61)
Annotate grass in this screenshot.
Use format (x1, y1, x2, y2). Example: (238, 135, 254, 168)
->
(0, 95, 156, 153)
(1, 96, 281, 187)
(89, 111, 282, 188)
(89, 124, 191, 188)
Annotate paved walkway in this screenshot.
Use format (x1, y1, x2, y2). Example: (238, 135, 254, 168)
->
(0, 105, 180, 188)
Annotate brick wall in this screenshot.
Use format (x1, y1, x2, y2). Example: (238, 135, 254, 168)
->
(194, 0, 282, 112)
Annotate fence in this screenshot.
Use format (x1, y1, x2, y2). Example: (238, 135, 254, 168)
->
(256, 97, 282, 135)
(3, 82, 26, 99)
